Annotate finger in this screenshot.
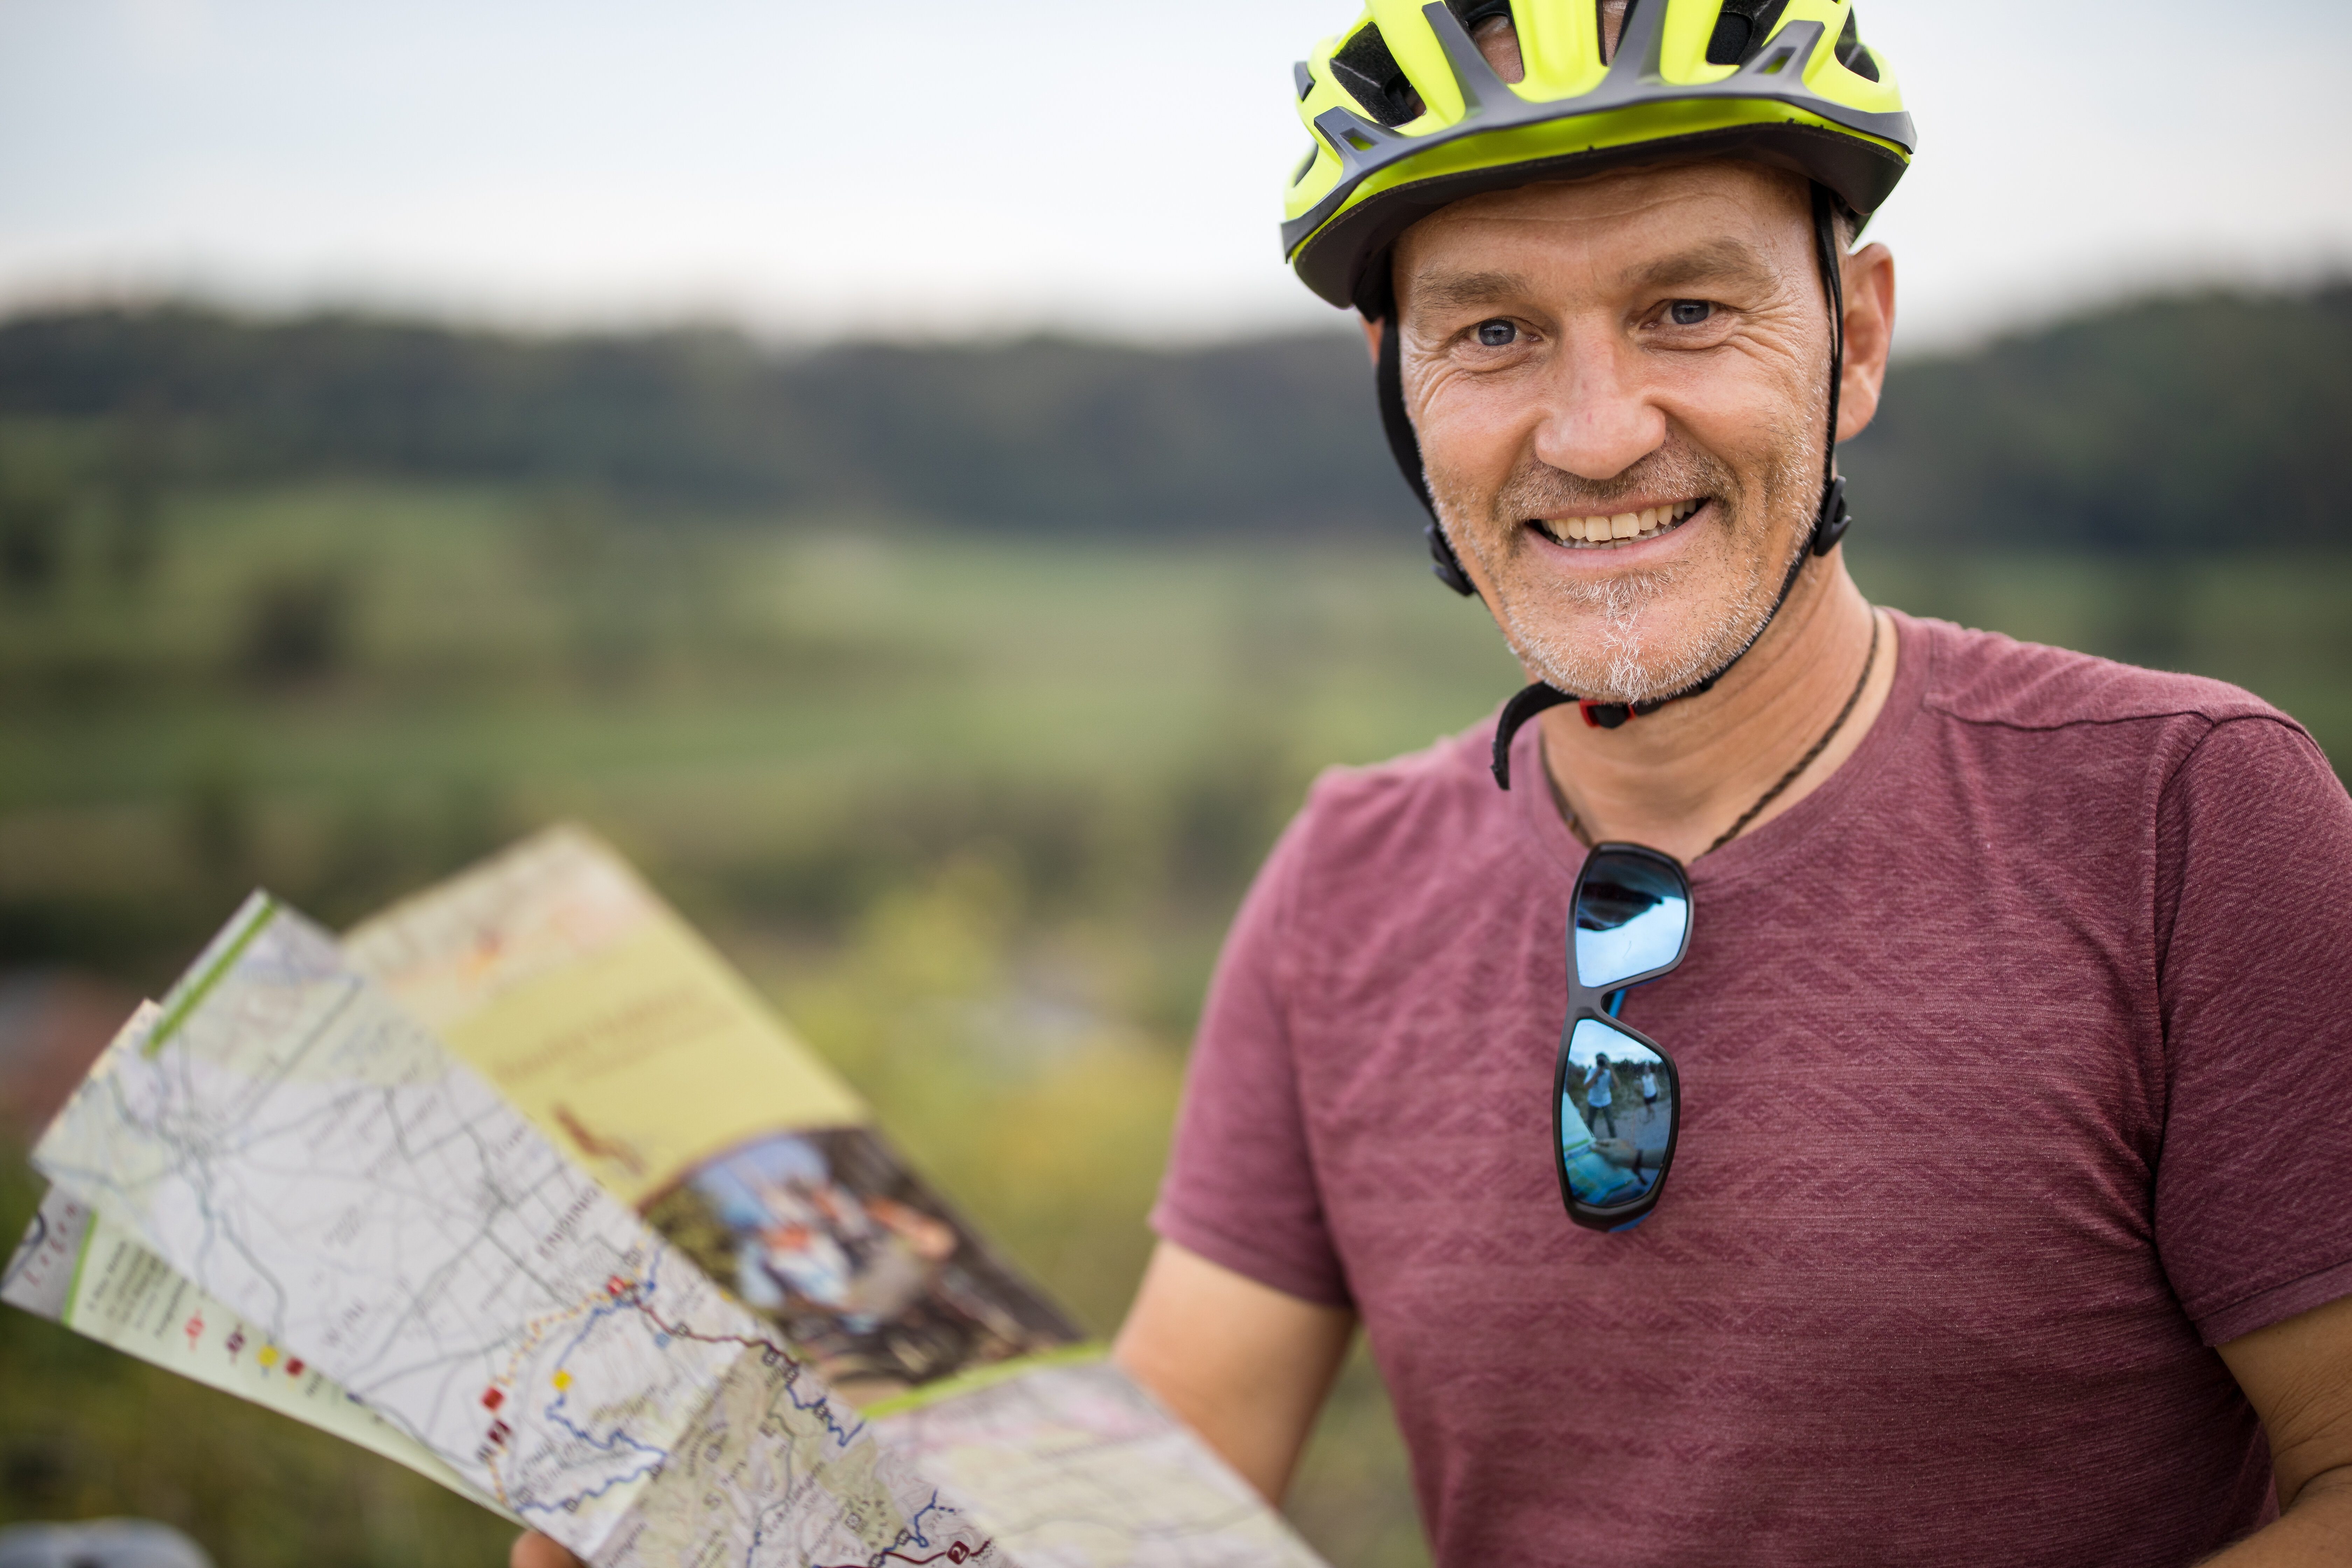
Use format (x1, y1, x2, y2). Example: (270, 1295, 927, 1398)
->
(511, 1531, 586, 1568)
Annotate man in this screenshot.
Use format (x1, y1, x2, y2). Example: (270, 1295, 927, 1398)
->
(516, 4, 2352, 1565)
(1583, 1050, 1618, 1138)
(1117, 1, 2352, 1565)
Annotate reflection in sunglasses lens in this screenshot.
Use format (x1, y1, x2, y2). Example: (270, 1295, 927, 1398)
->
(1559, 1017, 1671, 1209)
(1574, 853, 1689, 990)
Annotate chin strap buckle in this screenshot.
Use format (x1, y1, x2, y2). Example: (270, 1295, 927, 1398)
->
(1423, 520, 1478, 597)
(1578, 701, 1635, 729)
(1811, 475, 1852, 556)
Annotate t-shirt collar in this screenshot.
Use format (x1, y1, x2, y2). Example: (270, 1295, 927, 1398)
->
(1509, 610, 1935, 894)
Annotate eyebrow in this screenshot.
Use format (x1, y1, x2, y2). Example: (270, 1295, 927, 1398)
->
(1406, 268, 1535, 314)
(1405, 238, 1780, 316)
(1620, 238, 1778, 296)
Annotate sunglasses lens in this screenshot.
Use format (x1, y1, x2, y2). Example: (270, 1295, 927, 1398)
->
(1574, 850, 1689, 990)
(1559, 1017, 1672, 1210)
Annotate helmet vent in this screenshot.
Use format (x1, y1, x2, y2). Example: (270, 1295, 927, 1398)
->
(1705, 0, 1787, 66)
(1835, 10, 1879, 80)
(1597, 0, 1631, 64)
(1449, 0, 1527, 83)
(1331, 24, 1424, 127)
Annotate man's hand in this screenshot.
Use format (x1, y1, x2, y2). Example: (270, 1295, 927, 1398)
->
(503, 1241, 1349, 1561)
(510, 1532, 582, 1568)
(1113, 1239, 1356, 1504)
(2202, 1290, 2352, 1564)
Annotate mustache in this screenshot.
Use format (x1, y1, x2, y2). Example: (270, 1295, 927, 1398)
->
(1490, 443, 1739, 520)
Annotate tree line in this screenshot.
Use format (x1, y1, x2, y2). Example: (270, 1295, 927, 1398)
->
(0, 283, 2344, 552)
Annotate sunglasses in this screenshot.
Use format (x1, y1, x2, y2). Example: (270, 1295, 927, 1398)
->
(1555, 843, 1692, 1232)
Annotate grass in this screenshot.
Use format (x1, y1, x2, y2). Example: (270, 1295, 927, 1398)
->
(2, 479, 2346, 1567)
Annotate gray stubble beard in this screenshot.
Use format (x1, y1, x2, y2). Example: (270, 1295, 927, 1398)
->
(1430, 411, 1821, 706)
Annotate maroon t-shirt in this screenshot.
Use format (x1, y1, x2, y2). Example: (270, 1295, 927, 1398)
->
(1152, 611, 2352, 1567)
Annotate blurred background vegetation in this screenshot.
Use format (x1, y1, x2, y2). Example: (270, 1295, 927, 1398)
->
(2, 282, 2348, 1567)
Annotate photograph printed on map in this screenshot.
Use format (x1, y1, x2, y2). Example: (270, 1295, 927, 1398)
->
(643, 1126, 1081, 1404)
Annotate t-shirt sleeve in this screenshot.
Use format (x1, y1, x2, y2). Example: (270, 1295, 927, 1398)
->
(2151, 715, 2352, 1345)
(1148, 805, 1352, 1309)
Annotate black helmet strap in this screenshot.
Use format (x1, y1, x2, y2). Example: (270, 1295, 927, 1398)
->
(1805, 179, 1853, 558)
(1363, 181, 1853, 785)
(1374, 300, 1482, 596)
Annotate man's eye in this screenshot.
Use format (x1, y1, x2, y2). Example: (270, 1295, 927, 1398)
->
(1475, 320, 1517, 347)
(1667, 300, 1713, 326)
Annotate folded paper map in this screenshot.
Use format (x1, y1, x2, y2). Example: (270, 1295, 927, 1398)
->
(4, 1170, 518, 1522)
(4, 826, 1326, 1568)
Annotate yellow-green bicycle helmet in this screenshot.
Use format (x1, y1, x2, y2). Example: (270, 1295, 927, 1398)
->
(1284, 0, 1914, 312)
(1278, 0, 1916, 734)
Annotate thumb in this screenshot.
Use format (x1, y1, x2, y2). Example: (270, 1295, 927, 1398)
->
(511, 1531, 586, 1568)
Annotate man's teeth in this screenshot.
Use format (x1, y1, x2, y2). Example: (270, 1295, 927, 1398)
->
(1542, 498, 1703, 544)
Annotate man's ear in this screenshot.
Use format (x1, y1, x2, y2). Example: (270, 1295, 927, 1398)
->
(1835, 242, 1897, 442)
(1360, 313, 1384, 367)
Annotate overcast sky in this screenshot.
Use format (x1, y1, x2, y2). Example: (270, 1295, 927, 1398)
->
(2, 0, 2345, 350)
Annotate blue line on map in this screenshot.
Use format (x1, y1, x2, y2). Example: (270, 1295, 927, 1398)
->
(784, 1369, 865, 1450)
(904, 1491, 943, 1547)
(544, 1395, 668, 1463)
(516, 1459, 662, 1519)
(533, 1251, 677, 1500)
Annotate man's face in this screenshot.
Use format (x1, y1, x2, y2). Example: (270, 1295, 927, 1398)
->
(1391, 160, 1835, 706)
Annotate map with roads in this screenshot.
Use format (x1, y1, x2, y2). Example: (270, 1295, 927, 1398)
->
(31, 897, 1000, 1568)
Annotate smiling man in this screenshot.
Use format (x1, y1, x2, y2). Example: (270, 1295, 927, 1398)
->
(504, 5, 2352, 1567)
(1113, 2, 2352, 1566)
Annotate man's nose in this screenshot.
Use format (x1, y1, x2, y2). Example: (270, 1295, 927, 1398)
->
(1530, 336, 1666, 482)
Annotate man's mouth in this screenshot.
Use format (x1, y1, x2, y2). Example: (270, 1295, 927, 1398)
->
(1529, 496, 1707, 548)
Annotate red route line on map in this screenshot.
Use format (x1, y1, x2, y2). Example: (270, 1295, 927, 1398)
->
(621, 1288, 797, 1363)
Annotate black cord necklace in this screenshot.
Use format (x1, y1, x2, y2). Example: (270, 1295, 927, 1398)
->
(1700, 610, 1881, 856)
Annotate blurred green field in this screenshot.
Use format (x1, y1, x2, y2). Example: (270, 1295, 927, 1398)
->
(2, 481, 2347, 1567)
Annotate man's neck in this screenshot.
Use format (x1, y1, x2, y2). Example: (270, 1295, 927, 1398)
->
(1534, 556, 1895, 864)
